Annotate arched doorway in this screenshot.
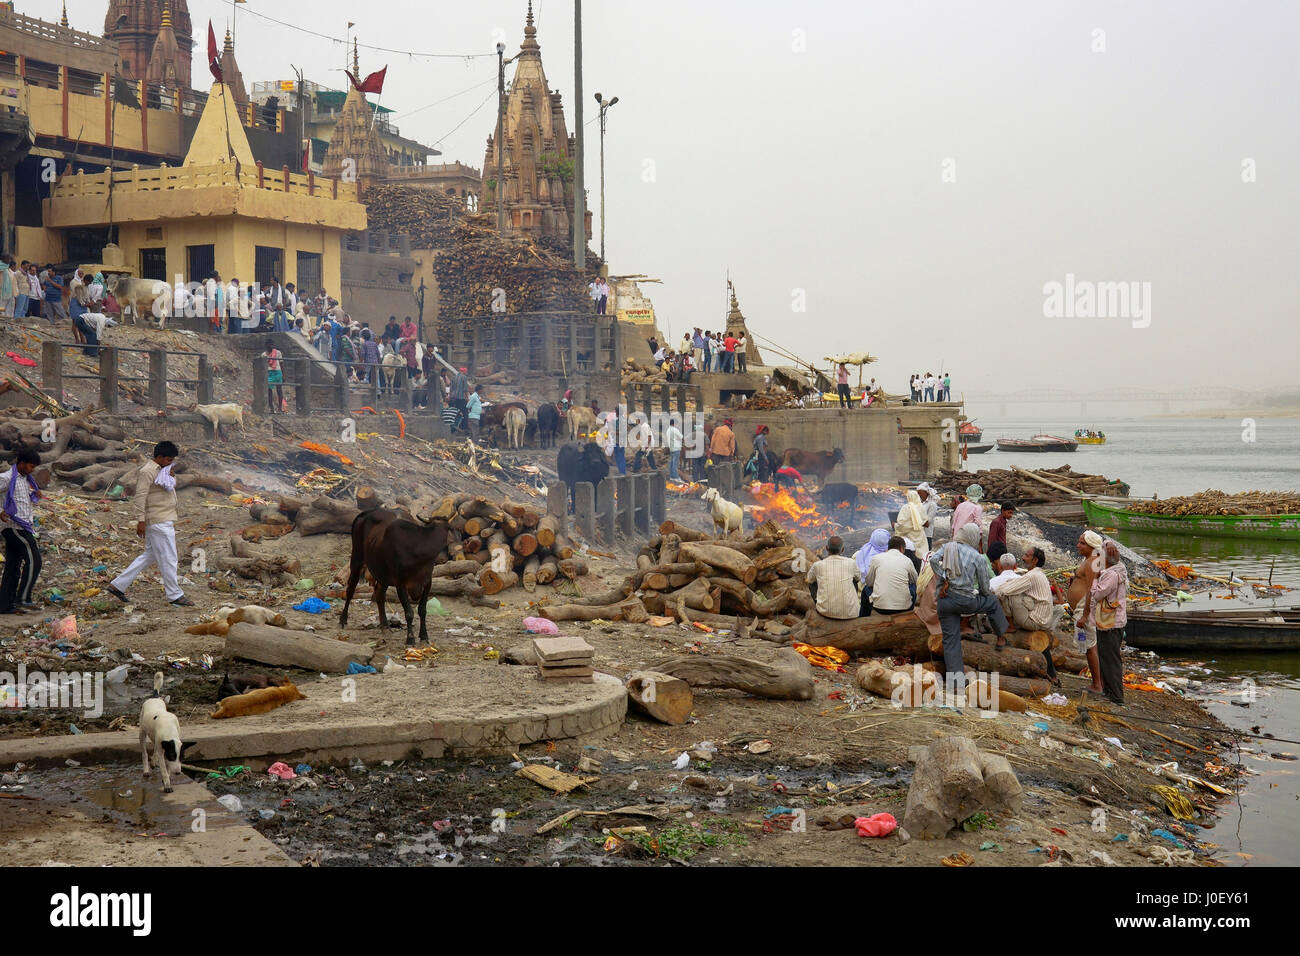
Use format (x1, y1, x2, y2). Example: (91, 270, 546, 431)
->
(908, 437, 928, 480)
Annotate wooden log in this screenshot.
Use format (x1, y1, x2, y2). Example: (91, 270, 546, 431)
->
(678, 542, 757, 586)
(978, 753, 1024, 813)
(536, 515, 559, 549)
(356, 486, 380, 512)
(657, 520, 708, 542)
(931, 736, 990, 822)
(536, 556, 558, 585)
(933, 640, 1048, 679)
(431, 560, 483, 579)
(666, 577, 720, 613)
(919, 663, 1050, 699)
(649, 648, 814, 701)
(558, 557, 590, 580)
(542, 598, 648, 623)
(1051, 647, 1089, 674)
(658, 533, 681, 567)
(626, 671, 694, 725)
(522, 556, 541, 593)
(927, 628, 1052, 655)
(513, 532, 539, 557)
(225, 623, 373, 674)
(427, 575, 496, 606)
(902, 744, 951, 839)
(503, 499, 541, 526)
(479, 568, 520, 595)
(175, 473, 233, 495)
(790, 612, 932, 656)
(551, 533, 575, 560)
(855, 660, 940, 707)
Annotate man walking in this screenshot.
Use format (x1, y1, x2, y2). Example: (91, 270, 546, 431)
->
(0, 449, 43, 614)
(448, 367, 470, 431)
(108, 441, 193, 607)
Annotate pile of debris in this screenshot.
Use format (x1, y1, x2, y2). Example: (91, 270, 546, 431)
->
(736, 388, 804, 411)
(1126, 490, 1300, 517)
(431, 213, 596, 322)
(932, 465, 1130, 505)
(622, 359, 669, 385)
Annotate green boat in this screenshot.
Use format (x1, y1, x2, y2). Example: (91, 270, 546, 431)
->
(1081, 498, 1300, 541)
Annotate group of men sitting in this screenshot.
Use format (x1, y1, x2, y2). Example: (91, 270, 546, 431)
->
(803, 507, 1129, 705)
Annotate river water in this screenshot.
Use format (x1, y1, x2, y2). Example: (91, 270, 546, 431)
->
(959, 413, 1300, 865)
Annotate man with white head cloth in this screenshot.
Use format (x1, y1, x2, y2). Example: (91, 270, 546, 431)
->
(929, 522, 1010, 693)
(1067, 529, 1106, 693)
(915, 482, 938, 549)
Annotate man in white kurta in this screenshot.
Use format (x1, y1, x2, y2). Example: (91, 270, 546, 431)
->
(108, 441, 193, 607)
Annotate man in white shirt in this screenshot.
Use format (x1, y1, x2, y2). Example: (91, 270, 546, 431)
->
(806, 536, 861, 620)
(864, 535, 918, 615)
(627, 417, 654, 472)
(924, 373, 936, 402)
(993, 547, 1060, 633)
(664, 421, 684, 481)
(990, 553, 1021, 591)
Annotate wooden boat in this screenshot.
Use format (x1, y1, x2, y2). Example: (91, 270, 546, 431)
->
(996, 436, 1079, 453)
(1074, 430, 1107, 445)
(964, 442, 995, 455)
(1125, 606, 1300, 652)
(1081, 498, 1300, 541)
(960, 422, 983, 442)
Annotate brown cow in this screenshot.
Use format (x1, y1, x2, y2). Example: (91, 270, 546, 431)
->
(340, 508, 450, 647)
(781, 447, 846, 487)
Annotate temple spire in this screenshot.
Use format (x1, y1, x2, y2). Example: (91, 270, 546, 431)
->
(161, 1, 172, 30)
(224, 26, 233, 54)
(60, 2, 69, 27)
(353, 38, 360, 77)
(521, 0, 541, 54)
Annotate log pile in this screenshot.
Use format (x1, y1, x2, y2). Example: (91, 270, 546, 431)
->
(902, 736, 1024, 839)
(1126, 489, 1300, 517)
(431, 213, 596, 325)
(932, 465, 1130, 505)
(737, 388, 804, 411)
(361, 183, 465, 250)
(623, 358, 668, 385)
(0, 402, 231, 495)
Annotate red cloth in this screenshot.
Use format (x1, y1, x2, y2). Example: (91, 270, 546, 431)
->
(346, 67, 388, 95)
(724, 336, 737, 352)
(5, 352, 37, 368)
(776, 466, 803, 481)
(207, 23, 223, 83)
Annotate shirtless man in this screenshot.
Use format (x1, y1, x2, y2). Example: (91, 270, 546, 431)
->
(1066, 530, 1106, 694)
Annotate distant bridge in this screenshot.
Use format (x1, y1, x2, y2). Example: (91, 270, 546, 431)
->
(959, 388, 1261, 416)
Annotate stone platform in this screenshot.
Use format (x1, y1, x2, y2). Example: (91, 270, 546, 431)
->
(0, 667, 628, 770)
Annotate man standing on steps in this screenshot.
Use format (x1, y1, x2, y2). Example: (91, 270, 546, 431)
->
(108, 442, 193, 608)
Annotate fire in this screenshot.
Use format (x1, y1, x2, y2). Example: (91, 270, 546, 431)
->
(748, 484, 840, 531)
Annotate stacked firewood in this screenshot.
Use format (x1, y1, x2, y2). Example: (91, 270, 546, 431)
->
(623, 358, 668, 385)
(0, 402, 230, 496)
(1127, 490, 1300, 517)
(431, 213, 596, 324)
(539, 519, 815, 630)
(932, 465, 1130, 505)
(737, 388, 804, 411)
(362, 184, 465, 250)
(414, 492, 589, 597)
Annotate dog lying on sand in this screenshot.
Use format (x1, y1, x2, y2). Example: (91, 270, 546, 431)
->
(210, 682, 307, 720)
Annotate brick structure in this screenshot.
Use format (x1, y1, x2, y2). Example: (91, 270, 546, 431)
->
(105, 0, 193, 87)
(481, 1, 591, 242)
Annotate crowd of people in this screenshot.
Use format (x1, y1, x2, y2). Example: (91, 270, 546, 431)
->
(909, 371, 951, 403)
(804, 481, 1128, 705)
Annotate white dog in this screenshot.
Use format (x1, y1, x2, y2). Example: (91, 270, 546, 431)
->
(140, 671, 184, 793)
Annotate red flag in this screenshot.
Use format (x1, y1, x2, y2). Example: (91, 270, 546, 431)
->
(207, 22, 223, 83)
(345, 66, 387, 95)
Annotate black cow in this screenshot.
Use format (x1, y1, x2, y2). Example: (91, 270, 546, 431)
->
(556, 442, 610, 512)
(821, 482, 860, 516)
(536, 402, 561, 449)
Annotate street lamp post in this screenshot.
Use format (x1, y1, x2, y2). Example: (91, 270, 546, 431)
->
(594, 92, 619, 264)
(573, 0, 585, 269)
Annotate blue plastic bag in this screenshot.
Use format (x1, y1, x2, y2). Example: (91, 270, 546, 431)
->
(293, 597, 332, 615)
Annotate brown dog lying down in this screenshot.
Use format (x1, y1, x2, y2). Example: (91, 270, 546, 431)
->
(186, 606, 289, 637)
(210, 682, 307, 720)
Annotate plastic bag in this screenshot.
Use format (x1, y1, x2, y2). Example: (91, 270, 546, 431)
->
(217, 794, 243, 812)
(426, 597, 449, 616)
(523, 617, 559, 635)
(49, 616, 79, 642)
(855, 813, 898, 838)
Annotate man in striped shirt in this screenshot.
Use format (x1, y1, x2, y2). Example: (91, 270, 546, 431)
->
(0, 449, 42, 614)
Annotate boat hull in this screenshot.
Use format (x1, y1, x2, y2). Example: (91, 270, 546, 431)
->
(996, 439, 1079, 452)
(1081, 499, 1300, 541)
(1126, 610, 1300, 652)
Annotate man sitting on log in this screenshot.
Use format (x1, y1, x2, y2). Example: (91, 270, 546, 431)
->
(805, 536, 860, 621)
(991, 547, 1063, 688)
(862, 535, 917, 617)
(930, 523, 1010, 690)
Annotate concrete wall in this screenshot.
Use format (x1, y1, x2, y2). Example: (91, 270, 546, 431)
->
(723, 403, 967, 484)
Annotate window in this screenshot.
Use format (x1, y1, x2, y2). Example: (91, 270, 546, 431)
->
(140, 248, 167, 282)
(296, 252, 321, 300)
(186, 244, 214, 284)
(254, 246, 283, 288)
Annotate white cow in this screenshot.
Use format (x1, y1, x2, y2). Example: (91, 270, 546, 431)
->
(112, 277, 171, 328)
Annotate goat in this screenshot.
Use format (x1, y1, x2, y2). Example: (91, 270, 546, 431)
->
(381, 352, 405, 392)
(504, 407, 527, 449)
(192, 402, 246, 440)
(702, 487, 744, 537)
(339, 508, 450, 647)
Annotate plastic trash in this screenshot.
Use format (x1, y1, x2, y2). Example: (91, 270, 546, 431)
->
(69, 724, 82, 735)
(346, 662, 377, 675)
(266, 762, 297, 780)
(855, 813, 898, 838)
(294, 579, 315, 591)
(425, 598, 449, 617)
(258, 809, 276, 820)
(673, 753, 690, 770)
(217, 794, 243, 812)
(523, 617, 559, 635)
(105, 664, 129, 685)
(383, 658, 409, 673)
(292, 597, 332, 615)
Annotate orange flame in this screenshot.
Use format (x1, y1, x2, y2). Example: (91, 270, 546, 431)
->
(749, 485, 838, 530)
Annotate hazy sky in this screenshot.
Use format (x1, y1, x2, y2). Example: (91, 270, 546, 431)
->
(42, 1, 1300, 394)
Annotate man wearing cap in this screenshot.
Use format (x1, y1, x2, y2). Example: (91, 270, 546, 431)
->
(710, 418, 737, 462)
(1067, 530, 1106, 693)
(951, 491, 983, 549)
(916, 483, 938, 549)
